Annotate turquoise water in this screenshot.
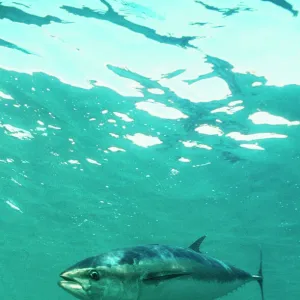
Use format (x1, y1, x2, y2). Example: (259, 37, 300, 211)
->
(1, 0, 300, 299)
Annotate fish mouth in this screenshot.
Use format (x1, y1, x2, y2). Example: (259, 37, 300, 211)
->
(58, 274, 88, 299)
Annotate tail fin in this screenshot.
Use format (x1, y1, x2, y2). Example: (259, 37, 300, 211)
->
(252, 247, 264, 300)
(257, 248, 264, 300)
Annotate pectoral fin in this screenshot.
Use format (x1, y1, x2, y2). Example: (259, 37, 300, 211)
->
(142, 272, 191, 285)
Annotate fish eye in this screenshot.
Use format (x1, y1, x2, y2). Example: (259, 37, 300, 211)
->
(89, 270, 100, 281)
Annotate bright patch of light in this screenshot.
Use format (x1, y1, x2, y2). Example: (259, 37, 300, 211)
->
(211, 99, 244, 115)
(178, 157, 190, 162)
(113, 112, 133, 122)
(36, 127, 46, 132)
(86, 158, 101, 165)
(69, 138, 75, 145)
(108, 147, 125, 152)
(6, 200, 23, 213)
(228, 100, 243, 106)
(170, 168, 179, 175)
(125, 133, 162, 148)
(11, 178, 22, 186)
(240, 143, 265, 150)
(227, 132, 287, 141)
(195, 124, 223, 136)
(249, 111, 300, 126)
(1, 158, 13, 163)
(161, 77, 230, 103)
(181, 140, 212, 150)
(1, 124, 33, 140)
(0, 91, 13, 100)
(192, 162, 211, 168)
(136, 101, 188, 120)
(211, 105, 244, 115)
(48, 125, 61, 130)
(148, 88, 164, 95)
(109, 133, 119, 138)
(94, 77, 143, 97)
(252, 82, 262, 87)
(68, 160, 80, 164)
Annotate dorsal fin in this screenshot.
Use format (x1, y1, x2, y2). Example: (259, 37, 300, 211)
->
(188, 235, 206, 252)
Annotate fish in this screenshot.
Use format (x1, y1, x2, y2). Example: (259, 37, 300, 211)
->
(58, 235, 264, 300)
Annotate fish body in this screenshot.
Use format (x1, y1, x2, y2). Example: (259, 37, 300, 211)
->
(58, 236, 263, 300)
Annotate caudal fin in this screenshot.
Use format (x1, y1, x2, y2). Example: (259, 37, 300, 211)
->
(257, 248, 264, 300)
(252, 247, 264, 300)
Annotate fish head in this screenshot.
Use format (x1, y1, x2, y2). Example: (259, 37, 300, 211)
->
(58, 256, 126, 300)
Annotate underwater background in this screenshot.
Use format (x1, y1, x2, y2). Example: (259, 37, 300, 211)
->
(1, 0, 300, 299)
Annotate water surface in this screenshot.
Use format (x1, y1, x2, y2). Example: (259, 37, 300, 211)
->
(0, 1, 300, 299)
